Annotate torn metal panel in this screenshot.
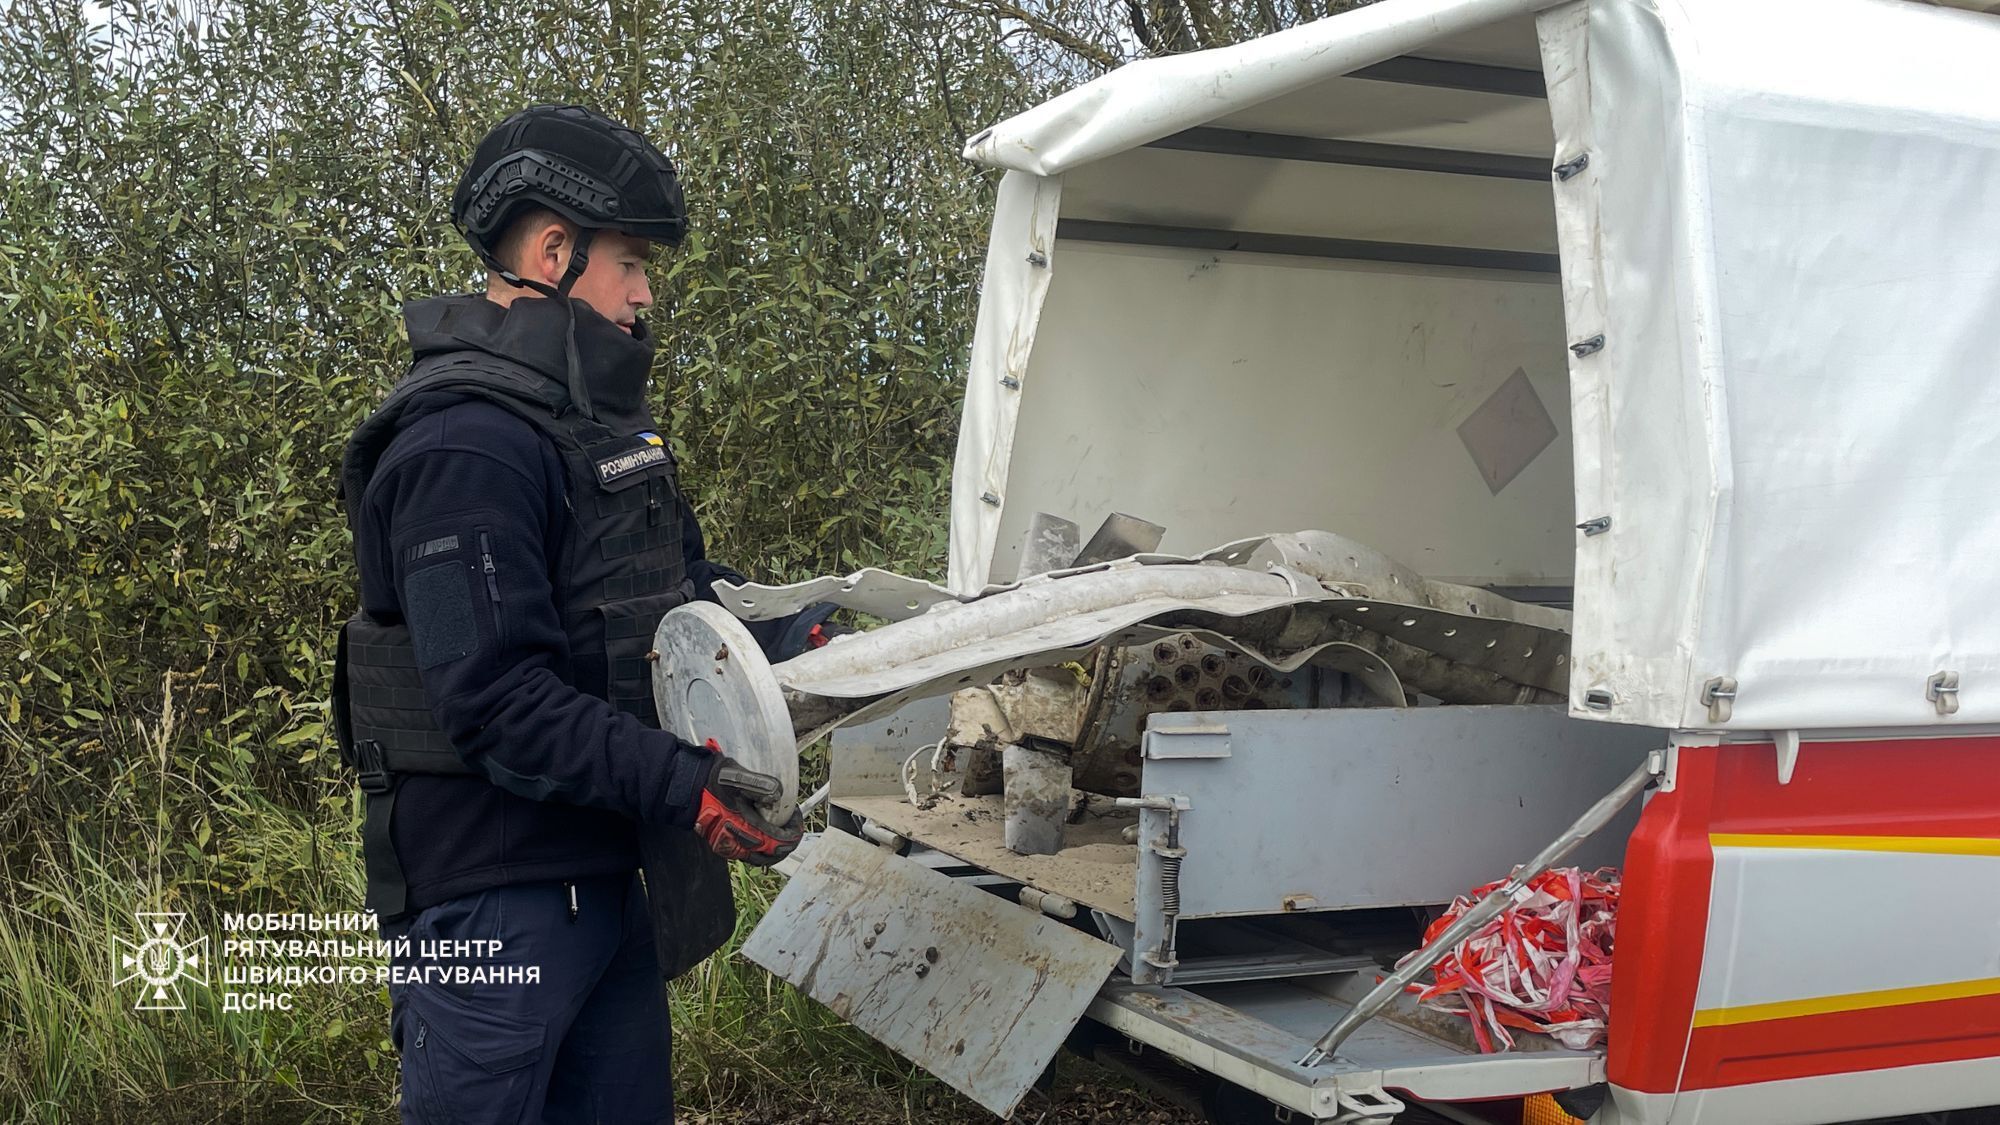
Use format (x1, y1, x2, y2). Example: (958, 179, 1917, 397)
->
(1072, 512, 1167, 566)
(682, 530, 1572, 747)
(714, 566, 964, 624)
(788, 624, 1403, 745)
(1017, 512, 1081, 578)
(948, 671, 1092, 749)
(777, 564, 1330, 699)
(741, 830, 1122, 1118)
(713, 535, 1274, 623)
(1251, 531, 1570, 632)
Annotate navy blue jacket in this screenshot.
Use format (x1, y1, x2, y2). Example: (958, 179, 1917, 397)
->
(352, 396, 742, 911)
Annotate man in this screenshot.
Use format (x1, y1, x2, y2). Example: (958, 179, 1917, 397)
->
(334, 105, 805, 1124)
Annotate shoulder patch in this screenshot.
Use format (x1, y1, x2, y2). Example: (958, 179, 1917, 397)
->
(595, 442, 669, 485)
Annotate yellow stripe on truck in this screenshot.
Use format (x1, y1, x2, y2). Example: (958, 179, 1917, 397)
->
(1710, 833, 2000, 856)
(1692, 976, 2000, 1028)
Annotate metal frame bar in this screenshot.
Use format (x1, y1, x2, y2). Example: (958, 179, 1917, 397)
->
(1056, 219, 1560, 276)
(1350, 55, 1547, 99)
(1147, 126, 1549, 181)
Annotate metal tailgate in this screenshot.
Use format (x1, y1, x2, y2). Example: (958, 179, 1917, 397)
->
(742, 829, 1122, 1117)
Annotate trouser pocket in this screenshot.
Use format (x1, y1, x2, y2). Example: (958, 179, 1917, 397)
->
(400, 983, 547, 1125)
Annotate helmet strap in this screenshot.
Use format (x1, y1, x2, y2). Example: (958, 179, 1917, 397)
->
(481, 228, 603, 423)
(557, 228, 597, 421)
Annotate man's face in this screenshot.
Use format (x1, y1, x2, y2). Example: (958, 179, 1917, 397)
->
(564, 230, 657, 334)
(499, 218, 658, 333)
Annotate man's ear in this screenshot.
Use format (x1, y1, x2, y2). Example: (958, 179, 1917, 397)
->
(531, 222, 573, 285)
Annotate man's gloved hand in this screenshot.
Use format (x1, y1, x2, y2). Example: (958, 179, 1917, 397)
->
(693, 739, 803, 866)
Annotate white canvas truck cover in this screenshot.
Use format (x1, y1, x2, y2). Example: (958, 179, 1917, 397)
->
(948, 0, 2000, 733)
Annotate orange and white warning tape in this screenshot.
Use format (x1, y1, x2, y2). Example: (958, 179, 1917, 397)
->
(1400, 866, 1619, 1052)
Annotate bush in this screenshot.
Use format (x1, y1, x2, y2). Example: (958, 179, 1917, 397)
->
(0, 0, 1326, 1116)
(0, 0, 1025, 1115)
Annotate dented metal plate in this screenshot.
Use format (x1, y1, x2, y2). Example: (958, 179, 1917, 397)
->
(712, 536, 1273, 623)
(715, 567, 964, 623)
(741, 830, 1122, 1118)
(704, 530, 1570, 748)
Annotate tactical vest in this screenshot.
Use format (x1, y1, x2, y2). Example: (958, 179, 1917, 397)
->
(333, 349, 729, 966)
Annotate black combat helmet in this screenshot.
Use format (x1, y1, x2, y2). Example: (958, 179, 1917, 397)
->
(450, 105, 686, 420)
(452, 104, 687, 294)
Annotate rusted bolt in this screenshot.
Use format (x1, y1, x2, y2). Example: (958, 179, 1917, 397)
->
(714, 645, 729, 661)
(644, 649, 660, 663)
(862, 936, 875, 949)
(924, 946, 939, 964)
(914, 963, 930, 978)
(872, 921, 886, 935)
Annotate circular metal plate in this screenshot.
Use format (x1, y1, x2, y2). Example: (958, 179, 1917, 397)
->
(651, 602, 798, 821)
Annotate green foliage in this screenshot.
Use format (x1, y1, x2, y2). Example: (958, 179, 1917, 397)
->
(0, 0, 1026, 1114)
(0, 0, 1329, 1116)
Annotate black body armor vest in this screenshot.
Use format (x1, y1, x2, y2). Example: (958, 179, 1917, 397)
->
(333, 295, 732, 974)
(337, 348, 694, 769)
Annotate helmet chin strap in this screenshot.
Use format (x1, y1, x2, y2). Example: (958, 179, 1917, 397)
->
(487, 228, 600, 422)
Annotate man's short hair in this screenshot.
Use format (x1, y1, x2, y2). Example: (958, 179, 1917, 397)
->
(490, 207, 577, 274)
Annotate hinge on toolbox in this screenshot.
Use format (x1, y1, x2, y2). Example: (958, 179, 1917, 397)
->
(1118, 795, 1190, 980)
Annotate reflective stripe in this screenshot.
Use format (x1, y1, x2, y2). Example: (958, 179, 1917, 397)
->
(1710, 832, 2000, 857)
(1694, 977, 2000, 1027)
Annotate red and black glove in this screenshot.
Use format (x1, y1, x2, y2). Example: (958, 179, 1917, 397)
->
(692, 739, 802, 866)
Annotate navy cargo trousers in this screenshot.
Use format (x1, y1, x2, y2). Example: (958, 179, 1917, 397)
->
(385, 872, 674, 1124)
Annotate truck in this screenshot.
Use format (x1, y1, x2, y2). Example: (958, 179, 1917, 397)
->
(646, 0, 2000, 1121)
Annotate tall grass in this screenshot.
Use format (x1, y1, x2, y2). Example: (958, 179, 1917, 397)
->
(0, 730, 388, 1121)
(0, 732, 974, 1123)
